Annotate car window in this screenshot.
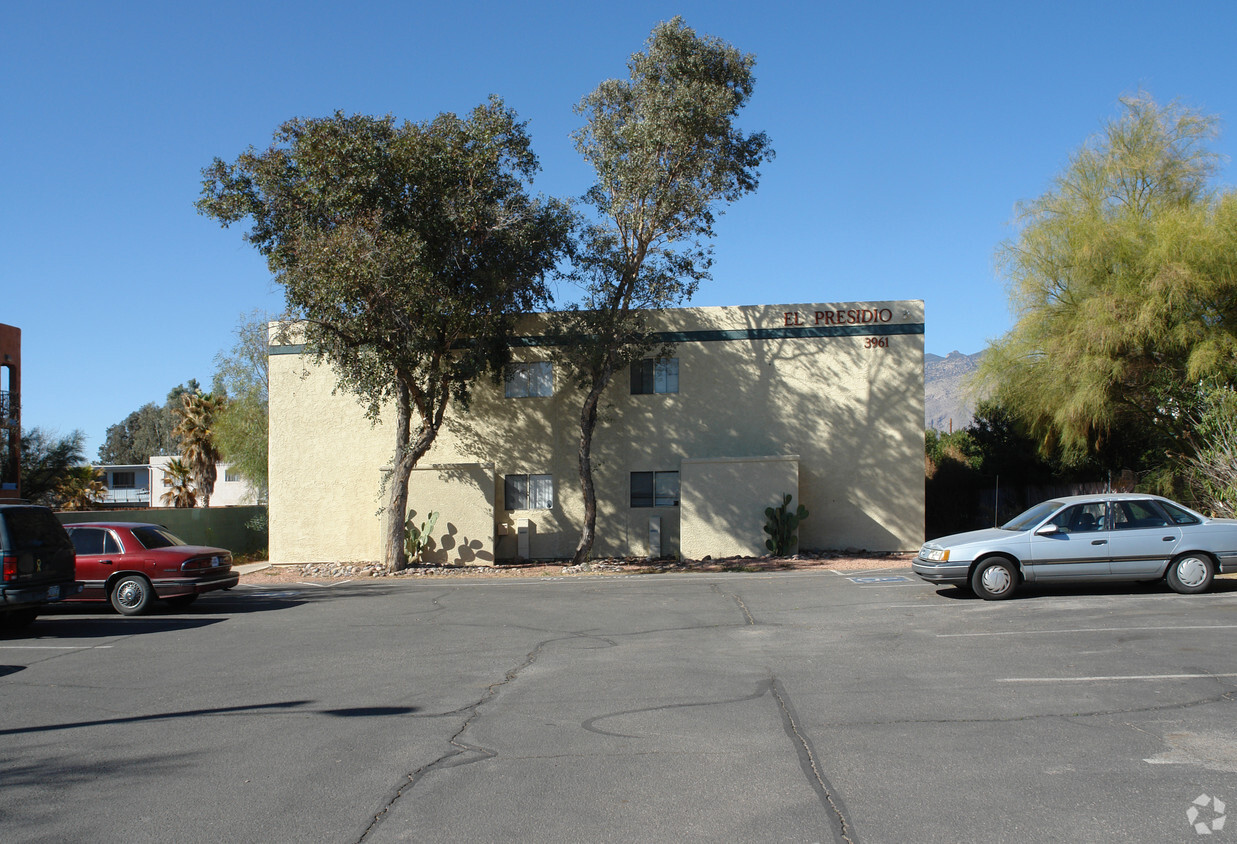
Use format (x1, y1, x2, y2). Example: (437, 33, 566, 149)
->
(130, 526, 187, 550)
(69, 527, 105, 555)
(1, 508, 73, 552)
(1157, 500, 1202, 526)
(1048, 502, 1106, 532)
(1112, 500, 1169, 530)
(1003, 500, 1064, 531)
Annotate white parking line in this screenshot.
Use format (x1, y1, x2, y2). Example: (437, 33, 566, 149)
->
(940, 624, 1237, 638)
(0, 645, 115, 650)
(999, 673, 1237, 683)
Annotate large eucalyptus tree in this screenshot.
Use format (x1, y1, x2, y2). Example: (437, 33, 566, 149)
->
(557, 18, 773, 564)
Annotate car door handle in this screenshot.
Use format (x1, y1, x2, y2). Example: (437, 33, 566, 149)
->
(1163, 536, 1175, 541)
(1091, 540, 1107, 546)
(99, 559, 113, 565)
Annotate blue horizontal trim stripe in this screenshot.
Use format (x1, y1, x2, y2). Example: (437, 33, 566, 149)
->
(269, 322, 924, 355)
(521, 322, 925, 347)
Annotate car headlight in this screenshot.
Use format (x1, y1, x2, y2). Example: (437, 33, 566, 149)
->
(921, 548, 950, 562)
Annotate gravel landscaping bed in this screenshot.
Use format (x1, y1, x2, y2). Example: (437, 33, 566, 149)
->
(240, 551, 915, 584)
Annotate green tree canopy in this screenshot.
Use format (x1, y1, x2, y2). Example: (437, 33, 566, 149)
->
(20, 427, 87, 507)
(212, 311, 270, 499)
(981, 94, 1237, 471)
(556, 17, 773, 564)
(198, 99, 573, 570)
(97, 380, 201, 464)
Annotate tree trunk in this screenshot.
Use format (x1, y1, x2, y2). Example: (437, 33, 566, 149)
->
(383, 379, 448, 573)
(383, 383, 414, 572)
(572, 374, 609, 565)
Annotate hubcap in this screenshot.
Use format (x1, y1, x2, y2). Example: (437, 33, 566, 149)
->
(1176, 557, 1208, 588)
(981, 565, 1012, 594)
(116, 582, 142, 608)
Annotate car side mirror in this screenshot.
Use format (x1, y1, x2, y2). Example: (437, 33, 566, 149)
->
(1035, 524, 1061, 536)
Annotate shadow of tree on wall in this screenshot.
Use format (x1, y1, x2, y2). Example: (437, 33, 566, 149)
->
(437, 307, 923, 559)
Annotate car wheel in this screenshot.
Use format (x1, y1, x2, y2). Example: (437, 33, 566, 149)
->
(110, 575, 153, 616)
(165, 594, 198, 609)
(971, 557, 1019, 600)
(1167, 553, 1214, 595)
(0, 609, 38, 631)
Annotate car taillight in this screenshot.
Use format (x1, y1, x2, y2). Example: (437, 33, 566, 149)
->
(2, 554, 16, 582)
(181, 555, 229, 572)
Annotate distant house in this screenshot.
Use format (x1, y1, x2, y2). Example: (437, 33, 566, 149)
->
(94, 458, 259, 508)
(97, 464, 154, 507)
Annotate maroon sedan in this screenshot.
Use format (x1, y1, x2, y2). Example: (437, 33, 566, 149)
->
(64, 522, 238, 615)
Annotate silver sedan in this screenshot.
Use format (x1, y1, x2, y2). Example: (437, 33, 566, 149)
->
(914, 493, 1237, 599)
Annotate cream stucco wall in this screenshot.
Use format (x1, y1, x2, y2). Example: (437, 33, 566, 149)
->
(268, 301, 924, 564)
(681, 456, 799, 559)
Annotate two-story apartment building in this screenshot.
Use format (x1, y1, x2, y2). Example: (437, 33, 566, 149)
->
(268, 301, 925, 565)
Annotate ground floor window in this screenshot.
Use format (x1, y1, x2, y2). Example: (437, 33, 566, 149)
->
(505, 473, 553, 510)
(631, 471, 679, 507)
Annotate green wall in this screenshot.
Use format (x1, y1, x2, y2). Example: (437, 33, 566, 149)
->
(57, 506, 267, 557)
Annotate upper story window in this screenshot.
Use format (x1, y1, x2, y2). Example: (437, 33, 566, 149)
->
(506, 362, 554, 398)
(505, 474, 554, 510)
(631, 358, 678, 394)
(111, 471, 136, 489)
(225, 468, 242, 483)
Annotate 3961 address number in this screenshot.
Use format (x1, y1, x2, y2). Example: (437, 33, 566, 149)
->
(864, 337, 889, 349)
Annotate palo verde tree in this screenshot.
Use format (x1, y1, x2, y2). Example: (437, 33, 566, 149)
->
(980, 94, 1237, 478)
(556, 17, 773, 564)
(199, 99, 572, 571)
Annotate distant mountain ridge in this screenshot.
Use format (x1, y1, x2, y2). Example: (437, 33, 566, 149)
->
(925, 350, 985, 431)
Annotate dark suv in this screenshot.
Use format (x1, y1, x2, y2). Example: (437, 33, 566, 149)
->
(0, 504, 80, 630)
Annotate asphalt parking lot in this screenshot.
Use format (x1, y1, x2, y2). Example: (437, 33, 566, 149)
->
(5, 569, 1237, 843)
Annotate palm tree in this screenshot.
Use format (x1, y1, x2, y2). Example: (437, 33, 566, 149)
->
(172, 391, 223, 507)
(160, 458, 197, 508)
(57, 466, 106, 511)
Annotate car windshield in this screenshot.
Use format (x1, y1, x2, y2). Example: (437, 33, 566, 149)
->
(130, 526, 188, 550)
(1001, 500, 1065, 531)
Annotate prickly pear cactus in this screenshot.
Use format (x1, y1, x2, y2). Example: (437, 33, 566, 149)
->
(763, 493, 809, 555)
(404, 510, 440, 562)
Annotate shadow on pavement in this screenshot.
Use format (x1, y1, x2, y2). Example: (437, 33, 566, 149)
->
(934, 576, 1237, 601)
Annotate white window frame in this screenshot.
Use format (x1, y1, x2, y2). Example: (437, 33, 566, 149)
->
(505, 473, 554, 510)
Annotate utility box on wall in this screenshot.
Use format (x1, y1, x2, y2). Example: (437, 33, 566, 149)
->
(516, 518, 531, 559)
(648, 516, 662, 559)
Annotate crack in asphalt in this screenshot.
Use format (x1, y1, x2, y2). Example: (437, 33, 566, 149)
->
(710, 582, 756, 625)
(825, 687, 1236, 729)
(770, 678, 858, 844)
(355, 630, 611, 842)
(581, 677, 857, 843)
(358, 584, 855, 842)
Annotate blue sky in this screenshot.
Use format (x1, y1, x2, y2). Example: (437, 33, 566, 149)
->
(5, 1, 1236, 458)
